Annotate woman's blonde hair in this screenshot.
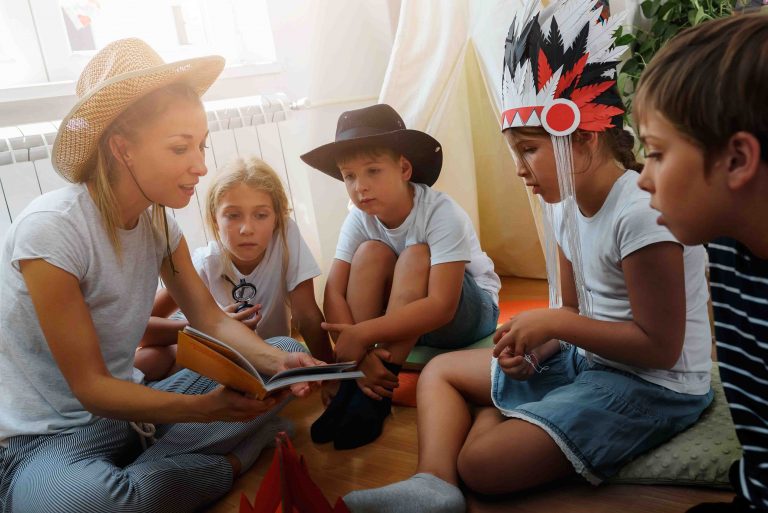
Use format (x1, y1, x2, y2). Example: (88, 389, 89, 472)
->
(88, 82, 203, 261)
(205, 156, 292, 286)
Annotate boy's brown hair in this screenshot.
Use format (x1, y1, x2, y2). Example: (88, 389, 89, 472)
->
(633, 13, 768, 164)
(334, 145, 404, 170)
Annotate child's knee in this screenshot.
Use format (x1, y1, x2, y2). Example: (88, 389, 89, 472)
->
(417, 353, 461, 392)
(457, 443, 489, 493)
(457, 440, 510, 495)
(399, 243, 430, 267)
(420, 352, 454, 380)
(352, 240, 397, 269)
(389, 244, 430, 304)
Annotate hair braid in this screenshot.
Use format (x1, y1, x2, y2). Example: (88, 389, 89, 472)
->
(609, 128, 643, 172)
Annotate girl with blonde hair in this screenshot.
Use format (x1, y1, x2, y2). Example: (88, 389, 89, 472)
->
(136, 156, 333, 380)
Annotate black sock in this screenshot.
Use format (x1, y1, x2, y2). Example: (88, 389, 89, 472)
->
(310, 378, 356, 444)
(333, 361, 401, 450)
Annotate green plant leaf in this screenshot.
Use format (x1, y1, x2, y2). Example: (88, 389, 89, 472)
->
(694, 7, 708, 25)
(665, 25, 681, 40)
(641, 0, 660, 18)
(639, 37, 658, 55)
(616, 0, 732, 117)
(658, 2, 677, 20)
(615, 34, 636, 46)
(620, 57, 641, 76)
(651, 19, 671, 37)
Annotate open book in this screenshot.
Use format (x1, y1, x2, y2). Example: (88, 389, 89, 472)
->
(176, 326, 363, 399)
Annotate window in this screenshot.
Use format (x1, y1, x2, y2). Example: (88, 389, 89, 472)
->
(0, 0, 277, 90)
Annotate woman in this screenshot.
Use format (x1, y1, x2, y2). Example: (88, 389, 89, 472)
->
(0, 38, 319, 513)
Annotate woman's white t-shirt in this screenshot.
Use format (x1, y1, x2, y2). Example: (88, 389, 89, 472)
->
(0, 184, 182, 442)
(191, 218, 321, 339)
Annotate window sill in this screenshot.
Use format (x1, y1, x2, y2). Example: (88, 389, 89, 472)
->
(0, 61, 283, 104)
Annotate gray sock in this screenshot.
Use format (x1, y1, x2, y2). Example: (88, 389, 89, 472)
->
(230, 415, 294, 473)
(343, 473, 465, 513)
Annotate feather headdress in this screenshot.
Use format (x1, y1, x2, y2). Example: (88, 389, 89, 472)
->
(500, 0, 630, 344)
(501, 0, 627, 135)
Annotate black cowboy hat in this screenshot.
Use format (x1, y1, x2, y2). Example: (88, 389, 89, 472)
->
(300, 104, 442, 186)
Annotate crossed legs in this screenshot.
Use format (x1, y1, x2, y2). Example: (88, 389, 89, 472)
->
(344, 349, 573, 512)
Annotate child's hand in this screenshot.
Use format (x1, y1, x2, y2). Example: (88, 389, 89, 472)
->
(320, 381, 340, 407)
(277, 351, 326, 398)
(497, 346, 535, 380)
(356, 348, 399, 400)
(321, 322, 370, 363)
(492, 308, 556, 360)
(224, 303, 262, 329)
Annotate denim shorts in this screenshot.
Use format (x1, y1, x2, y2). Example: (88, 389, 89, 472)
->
(416, 272, 499, 349)
(490, 345, 714, 484)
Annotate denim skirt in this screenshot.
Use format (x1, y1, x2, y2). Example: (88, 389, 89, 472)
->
(491, 345, 714, 483)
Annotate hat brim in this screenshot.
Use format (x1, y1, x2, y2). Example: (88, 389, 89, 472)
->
(300, 129, 443, 186)
(53, 55, 225, 182)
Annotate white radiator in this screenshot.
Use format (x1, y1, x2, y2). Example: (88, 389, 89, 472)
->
(0, 93, 323, 268)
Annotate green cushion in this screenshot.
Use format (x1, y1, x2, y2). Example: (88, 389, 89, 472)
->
(404, 333, 494, 369)
(609, 365, 741, 488)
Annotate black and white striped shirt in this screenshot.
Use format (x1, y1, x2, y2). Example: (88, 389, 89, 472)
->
(708, 238, 768, 511)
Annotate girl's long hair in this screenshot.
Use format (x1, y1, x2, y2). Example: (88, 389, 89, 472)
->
(205, 156, 292, 292)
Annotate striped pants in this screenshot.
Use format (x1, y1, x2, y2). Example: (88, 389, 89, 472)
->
(0, 337, 305, 513)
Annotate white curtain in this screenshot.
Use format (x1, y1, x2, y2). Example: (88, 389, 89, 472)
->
(378, 0, 546, 279)
(285, 0, 399, 294)
(378, 0, 643, 279)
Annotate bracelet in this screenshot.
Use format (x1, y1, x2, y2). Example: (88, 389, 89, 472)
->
(524, 352, 550, 374)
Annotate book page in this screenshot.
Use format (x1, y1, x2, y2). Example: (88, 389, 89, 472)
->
(264, 368, 365, 393)
(265, 361, 359, 382)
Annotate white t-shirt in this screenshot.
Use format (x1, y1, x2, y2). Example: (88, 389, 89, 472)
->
(335, 183, 501, 305)
(554, 171, 712, 394)
(192, 218, 321, 339)
(0, 184, 182, 443)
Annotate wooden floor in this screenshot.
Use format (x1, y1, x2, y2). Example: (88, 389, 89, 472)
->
(205, 277, 734, 512)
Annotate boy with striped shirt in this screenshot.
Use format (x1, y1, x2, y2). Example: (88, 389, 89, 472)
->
(634, 14, 768, 513)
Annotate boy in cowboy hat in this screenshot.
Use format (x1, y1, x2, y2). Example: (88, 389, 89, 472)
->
(301, 104, 501, 450)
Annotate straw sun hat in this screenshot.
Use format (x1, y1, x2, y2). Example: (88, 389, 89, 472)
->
(52, 38, 225, 182)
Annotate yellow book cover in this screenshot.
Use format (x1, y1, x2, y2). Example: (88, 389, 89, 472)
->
(176, 327, 363, 399)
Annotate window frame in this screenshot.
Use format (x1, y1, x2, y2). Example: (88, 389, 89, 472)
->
(0, 0, 282, 102)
